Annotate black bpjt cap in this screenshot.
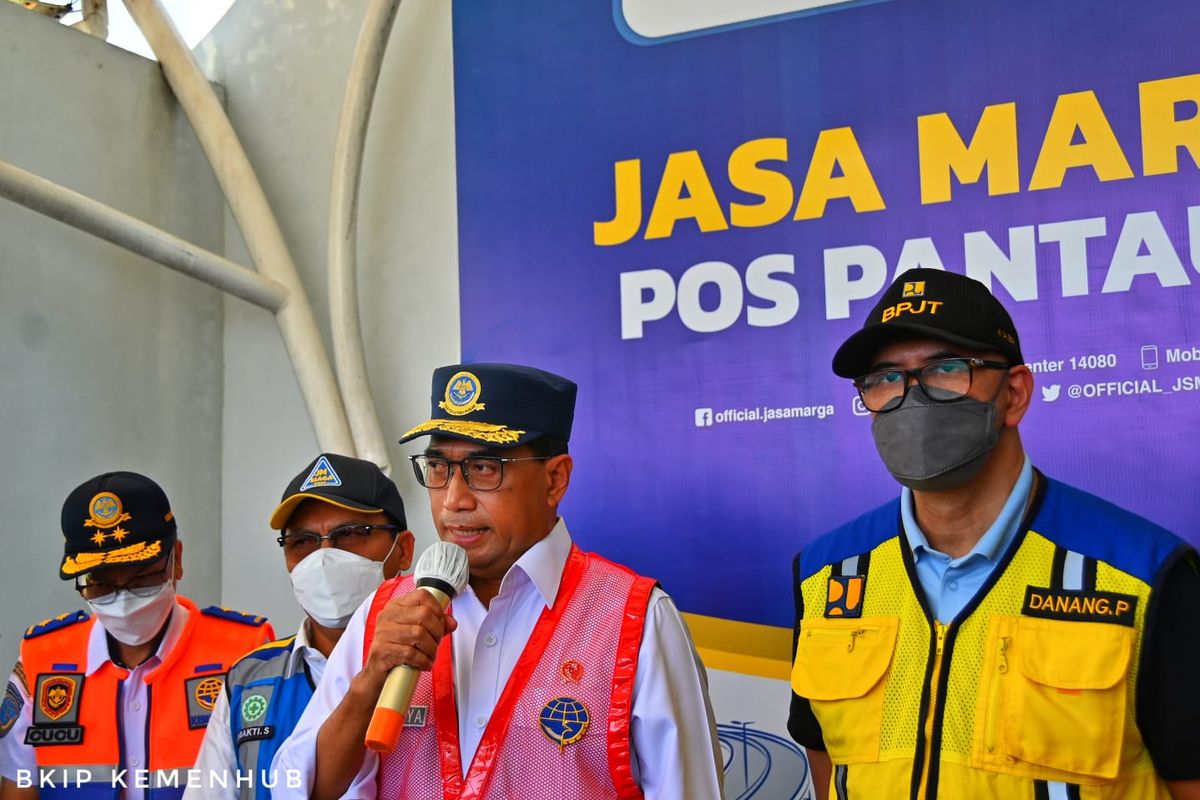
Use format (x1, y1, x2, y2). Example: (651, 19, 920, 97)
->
(832, 268, 1024, 378)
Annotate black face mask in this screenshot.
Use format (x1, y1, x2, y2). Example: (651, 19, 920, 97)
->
(870, 384, 1001, 492)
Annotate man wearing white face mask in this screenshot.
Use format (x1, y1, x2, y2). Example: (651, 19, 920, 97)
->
(185, 454, 413, 800)
(0, 471, 274, 800)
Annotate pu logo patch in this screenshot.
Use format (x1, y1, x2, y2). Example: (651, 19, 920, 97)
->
(902, 281, 926, 298)
(37, 676, 79, 722)
(825, 575, 866, 618)
(538, 697, 589, 750)
(1022, 586, 1138, 627)
(439, 371, 486, 417)
(300, 456, 342, 491)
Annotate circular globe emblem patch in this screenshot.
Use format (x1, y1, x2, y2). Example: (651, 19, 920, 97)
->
(440, 371, 484, 416)
(88, 492, 123, 528)
(240, 693, 268, 724)
(538, 696, 589, 749)
(194, 677, 224, 712)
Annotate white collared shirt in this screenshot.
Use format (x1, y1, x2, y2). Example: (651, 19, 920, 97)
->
(0, 602, 190, 800)
(183, 621, 327, 800)
(273, 519, 725, 799)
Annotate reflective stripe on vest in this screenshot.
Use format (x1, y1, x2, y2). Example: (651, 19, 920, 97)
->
(366, 545, 654, 800)
(226, 637, 315, 800)
(792, 480, 1176, 800)
(21, 596, 271, 800)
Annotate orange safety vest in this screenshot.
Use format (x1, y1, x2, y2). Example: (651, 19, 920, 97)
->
(20, 596, 273, 800)
(366, 545, 655, 800)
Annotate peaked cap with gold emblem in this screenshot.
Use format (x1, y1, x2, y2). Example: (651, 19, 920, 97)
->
(399, 363, 577, 448)
(59, 471, 177, 579)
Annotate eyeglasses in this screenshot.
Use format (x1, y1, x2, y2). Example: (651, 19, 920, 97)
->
(76, 552, 174, 604)
(276, 524, 398, 558)
(854, 357, 1011, 413)
(410, 454, 551, 492)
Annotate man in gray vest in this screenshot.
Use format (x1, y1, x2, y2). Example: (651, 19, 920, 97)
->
(185, 454, 412, 799)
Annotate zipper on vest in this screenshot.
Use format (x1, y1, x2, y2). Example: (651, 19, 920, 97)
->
(916, 621, 947, 800)
(983, 636, 1009, 758)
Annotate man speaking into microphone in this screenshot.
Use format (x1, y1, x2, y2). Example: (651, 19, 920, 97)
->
(274, 363, 723, 799)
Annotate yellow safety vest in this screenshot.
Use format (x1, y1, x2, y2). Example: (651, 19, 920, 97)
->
(792, 475, 1189, 799)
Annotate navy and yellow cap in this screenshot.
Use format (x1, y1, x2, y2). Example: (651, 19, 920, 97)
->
(832, 268, 1024, 378)
(60, 471, 178, 580)
(398, 363, 577, 448)
(270, 453, 407, 530)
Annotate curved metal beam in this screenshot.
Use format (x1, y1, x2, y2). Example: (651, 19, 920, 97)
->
(0, 159, 288, 312)
(327, 0, 404, 474)
(122, 0, 356, 455)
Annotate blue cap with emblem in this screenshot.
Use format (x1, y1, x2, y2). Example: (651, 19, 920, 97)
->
(59, 471, 177, 580)
(398, 363, 577, 448)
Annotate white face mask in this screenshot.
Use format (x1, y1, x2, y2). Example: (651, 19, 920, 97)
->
(88, 580, 177, 647)
(289, 542, 395, 629)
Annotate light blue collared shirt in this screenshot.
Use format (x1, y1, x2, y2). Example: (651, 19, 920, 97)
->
(901, 455, 1034, 623)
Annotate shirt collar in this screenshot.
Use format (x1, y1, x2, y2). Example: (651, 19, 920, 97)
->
(494, 517, 573, 609)
(288, 620, 326, 678)
(901, 454, 1034, 566)
(86, 600, 189, 676)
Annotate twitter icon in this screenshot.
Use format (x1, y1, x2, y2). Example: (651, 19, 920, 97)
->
(1041, 385, 1061, 402)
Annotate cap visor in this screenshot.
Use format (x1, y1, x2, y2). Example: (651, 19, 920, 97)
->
(59, 538, 170, 580)
(269, 494, 385, 530)
(832, 323, 1008, 378)
(398, 419, 540, 448)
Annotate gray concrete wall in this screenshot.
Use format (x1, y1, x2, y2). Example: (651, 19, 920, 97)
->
(200, 0, 460, 633)
(0, 4, 227, 667)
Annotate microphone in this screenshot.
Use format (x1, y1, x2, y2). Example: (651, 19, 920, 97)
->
(365, 541, 469, 752)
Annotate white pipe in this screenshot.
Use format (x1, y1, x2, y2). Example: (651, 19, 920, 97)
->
(82, 0, 108, 39)
(328, 0, 404, 475)
(122, 0, 356, 456)
(0, 159, 288, 312)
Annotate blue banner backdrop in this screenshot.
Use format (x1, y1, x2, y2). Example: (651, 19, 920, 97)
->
(451, 0, 1200, 633)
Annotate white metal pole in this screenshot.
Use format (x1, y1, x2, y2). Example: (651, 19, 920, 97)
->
(0, 159, 288, 312)
(122, 0, 356, 456)
(328, 0, 404, 474)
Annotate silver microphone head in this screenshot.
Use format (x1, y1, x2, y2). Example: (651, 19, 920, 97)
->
(414, 541, 470, 597)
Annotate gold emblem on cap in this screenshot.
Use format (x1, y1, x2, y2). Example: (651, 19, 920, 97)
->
(62, 539, 163, 576)
(902, 281, 925, 298)
(438, 370, 486, 417)
(84, 492, 132, 530)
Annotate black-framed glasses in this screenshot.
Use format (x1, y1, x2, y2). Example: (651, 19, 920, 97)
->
(276, 524, 398, 558)
(76, 551, 174, 604)
(854, 357, 1011, 413)
(410, 454, 551, 492)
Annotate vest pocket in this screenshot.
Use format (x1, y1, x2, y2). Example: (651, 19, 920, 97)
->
(791, 616, 898, 764)
(976, 616, 1133, 781)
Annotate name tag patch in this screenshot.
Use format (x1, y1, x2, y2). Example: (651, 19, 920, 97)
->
(404, 706, 428, 728)
(1022, 586, 1138, 626)
(236, 724, 275, 746)
(25, 725, 84, 746)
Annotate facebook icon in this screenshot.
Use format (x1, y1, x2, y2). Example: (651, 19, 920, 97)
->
(695, 408, 713, 427)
